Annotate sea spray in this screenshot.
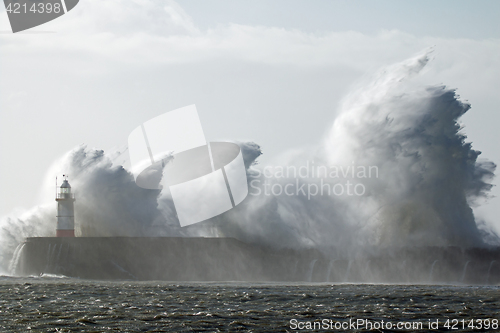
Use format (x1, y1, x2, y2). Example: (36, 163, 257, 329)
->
(0, 205, 53, 272)
(324, 51, 495, 248)
(0, 51, 497, 272)
(216, 51, 496, 252)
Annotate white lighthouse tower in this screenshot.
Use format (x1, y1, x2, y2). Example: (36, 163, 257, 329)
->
(56, 175, 75, 237)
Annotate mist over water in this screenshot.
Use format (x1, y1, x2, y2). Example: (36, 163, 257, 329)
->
(0, 51, 497, 272)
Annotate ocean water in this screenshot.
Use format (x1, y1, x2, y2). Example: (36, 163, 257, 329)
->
(0, 277, 498, 332)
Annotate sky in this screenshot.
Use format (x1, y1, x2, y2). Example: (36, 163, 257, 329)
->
(0, 0, 499, 234)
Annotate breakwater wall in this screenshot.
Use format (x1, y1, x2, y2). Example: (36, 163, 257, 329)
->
(14, 237, 500, 284)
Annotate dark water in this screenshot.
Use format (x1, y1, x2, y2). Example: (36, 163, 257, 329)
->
(0, 276, 498, 332)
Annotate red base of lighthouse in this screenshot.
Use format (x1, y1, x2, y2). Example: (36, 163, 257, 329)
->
(56, 229, 75, 237)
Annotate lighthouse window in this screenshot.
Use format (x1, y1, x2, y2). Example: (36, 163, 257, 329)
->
(61, 188, 70, 193)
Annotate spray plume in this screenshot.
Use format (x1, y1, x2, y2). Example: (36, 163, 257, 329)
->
(208, 50, 497, 252)
(0, 51, 496, 272)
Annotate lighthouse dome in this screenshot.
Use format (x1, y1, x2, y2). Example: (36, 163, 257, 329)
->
(58, 179, 73, 197)
(61, 180, 71, 188)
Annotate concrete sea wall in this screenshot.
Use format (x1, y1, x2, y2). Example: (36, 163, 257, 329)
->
(15, 237, 500, 284)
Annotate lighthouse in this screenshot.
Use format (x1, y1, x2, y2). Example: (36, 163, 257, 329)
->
(56, 175, 75, 237)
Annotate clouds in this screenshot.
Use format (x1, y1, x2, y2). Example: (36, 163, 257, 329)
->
(0, 0, 479, 67)
(2, 0, 499, 74)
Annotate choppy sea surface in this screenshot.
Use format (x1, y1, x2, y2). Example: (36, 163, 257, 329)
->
(0, 276, 498, 332)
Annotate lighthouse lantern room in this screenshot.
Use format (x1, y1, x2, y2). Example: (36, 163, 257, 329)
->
(56, 175, 75, 237)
